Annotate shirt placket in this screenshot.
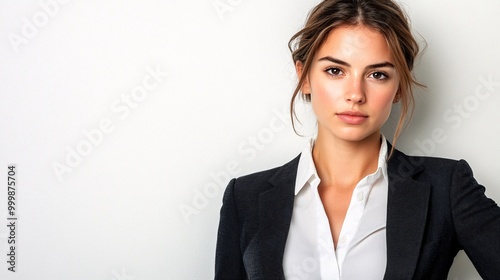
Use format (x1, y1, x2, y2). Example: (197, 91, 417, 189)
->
(312, 179, 339, 279)
(336, 181, 368, 266)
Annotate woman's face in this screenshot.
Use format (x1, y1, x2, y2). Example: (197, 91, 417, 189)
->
(298, 25, 400, 143)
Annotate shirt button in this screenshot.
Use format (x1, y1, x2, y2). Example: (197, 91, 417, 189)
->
(357, 192, 364, 201)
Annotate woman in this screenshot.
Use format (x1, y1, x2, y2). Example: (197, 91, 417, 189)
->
(215, 0, 500, 279)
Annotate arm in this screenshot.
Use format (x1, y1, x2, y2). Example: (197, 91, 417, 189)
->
(451, 160, 500, 279)
(215, 179, 246, 279)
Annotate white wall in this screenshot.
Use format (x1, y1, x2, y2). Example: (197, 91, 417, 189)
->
(0, 0, 499, 279)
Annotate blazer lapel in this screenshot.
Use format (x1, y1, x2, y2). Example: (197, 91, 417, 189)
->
(384, 148, 431, 279)
(253, 155, 300, 279)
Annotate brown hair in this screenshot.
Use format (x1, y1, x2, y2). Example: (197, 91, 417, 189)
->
(288, 0, 423, 157)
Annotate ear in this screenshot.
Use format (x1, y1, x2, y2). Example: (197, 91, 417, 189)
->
(392, 91, 401, 104)
(295, 61, 311, 95)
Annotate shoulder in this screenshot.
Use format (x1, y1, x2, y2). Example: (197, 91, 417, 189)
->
(229, 154, 301, 198)
(388, 147, 465, 179)
(220, 154, 300, 224)
(388, 147, 482, 198)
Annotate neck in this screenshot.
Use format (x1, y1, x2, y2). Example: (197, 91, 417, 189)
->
(312, 131, 381, 189)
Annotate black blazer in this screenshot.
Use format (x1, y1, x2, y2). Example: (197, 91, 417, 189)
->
(215, 146, 500, 279)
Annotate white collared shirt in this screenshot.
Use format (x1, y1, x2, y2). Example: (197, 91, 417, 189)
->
(283, 136, 389, 280)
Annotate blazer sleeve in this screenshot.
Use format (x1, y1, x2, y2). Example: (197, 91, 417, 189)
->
(214, 179, 246, 279)
(451, 159, 500, 279)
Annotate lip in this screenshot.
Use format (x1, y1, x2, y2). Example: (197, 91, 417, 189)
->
(336, 111, 368, 125)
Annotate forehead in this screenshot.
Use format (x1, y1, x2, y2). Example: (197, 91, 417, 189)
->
(317, 25, 393, 62)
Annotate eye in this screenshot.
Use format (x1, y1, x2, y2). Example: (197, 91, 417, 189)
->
(369, 71, 389, 80)
(325, 67, 344, 77)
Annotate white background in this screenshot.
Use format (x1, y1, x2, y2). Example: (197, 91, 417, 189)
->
(0, 0, 499, 279)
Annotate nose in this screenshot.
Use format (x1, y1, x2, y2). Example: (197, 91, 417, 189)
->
(345, 77, 366, 104)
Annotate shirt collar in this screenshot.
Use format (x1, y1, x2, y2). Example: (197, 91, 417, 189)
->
(294, 135, 389, 196)
(294, 138, 320, 195)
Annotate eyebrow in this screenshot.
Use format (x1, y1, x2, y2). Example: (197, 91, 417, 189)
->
(318, 56, 395, 69)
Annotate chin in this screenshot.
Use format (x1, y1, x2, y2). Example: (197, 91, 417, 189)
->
(330, 128, 380, 143)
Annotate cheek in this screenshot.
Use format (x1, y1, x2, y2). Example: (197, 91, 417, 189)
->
(310, 80, 343, 105)
(310, 85, 341, 117)
(371, 87, 398, 116)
